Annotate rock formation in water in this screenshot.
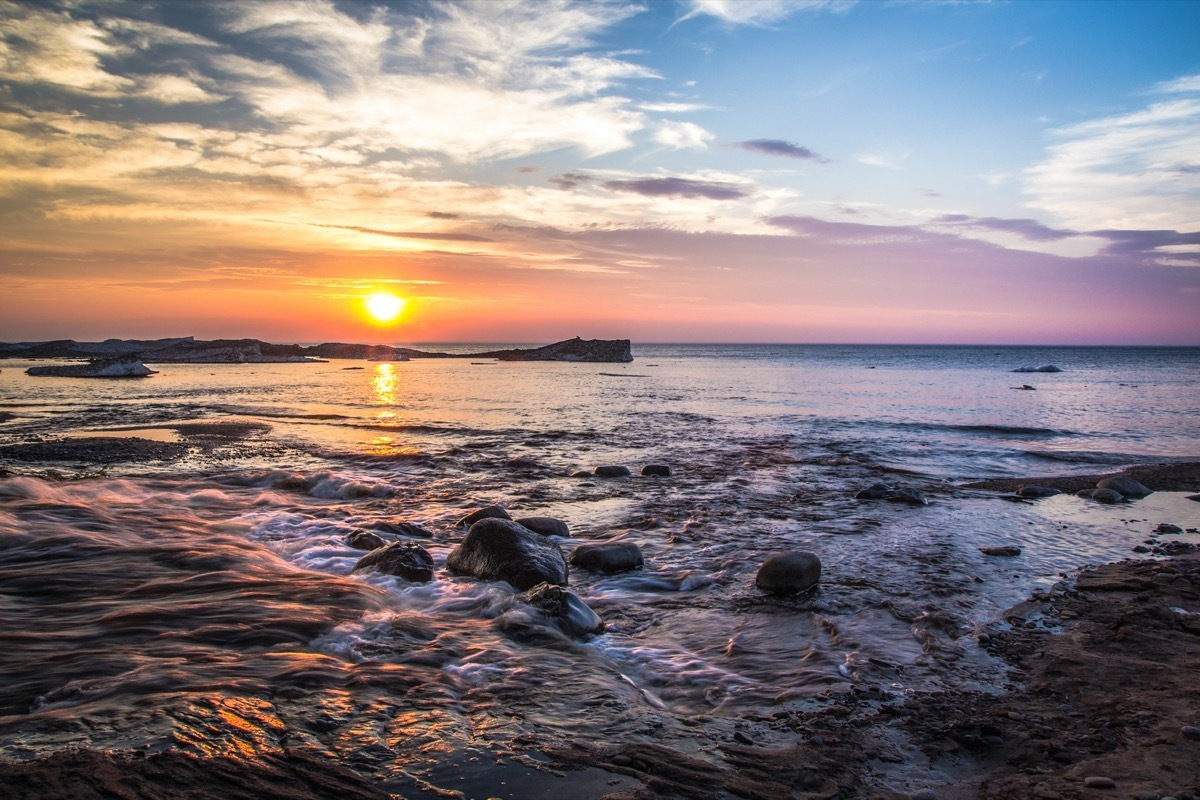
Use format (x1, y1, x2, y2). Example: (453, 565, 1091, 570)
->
(470, 337, 633, 363)
(446, 518, 569, 591)
(25, 356, 158, 378)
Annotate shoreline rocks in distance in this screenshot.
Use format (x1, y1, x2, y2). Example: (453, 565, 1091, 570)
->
(25, 355, 158, 378)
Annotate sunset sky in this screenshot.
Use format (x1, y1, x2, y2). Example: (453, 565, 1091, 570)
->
(1, 0, 1198, 345)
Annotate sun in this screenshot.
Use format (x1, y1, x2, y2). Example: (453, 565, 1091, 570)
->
(364, 291, 406, 324)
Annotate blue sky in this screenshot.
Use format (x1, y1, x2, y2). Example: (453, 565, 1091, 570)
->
(1, 0, 1198, 343)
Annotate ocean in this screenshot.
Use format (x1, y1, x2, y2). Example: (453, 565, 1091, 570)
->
(1, 344, 1198, 798)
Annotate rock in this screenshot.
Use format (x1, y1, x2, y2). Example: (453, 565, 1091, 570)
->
(346, 530, 386, 551)
(1096, 476, 1153, 498)
(641, 464, 671, 477)
(1017, 485, 1061, 498)
(515, 582, 605, 637)
(1012, 365, 1062, 373)
(1015, 384, 1036, 390)
(446, 518, 568, 590)
(1156, 523, 1184, 534)
(887, 487, 929, 506)
(755, 551, 822, 595)
(980, 546, 1021, 557)
(611, 754, 633, 767)
(351, 542, 434, 582)
(456, 504, 512, 527)
(516, 516, 570, 537)
(854, 483, 891, 500)
(570, 542, 644, 574)
(506, 455, 542, 470)
(1132, 545, 1151, 553)
(26, 355, 158, 378)
(1090, 488, 1127, 504)
(370, 521, 434, 538)
(1082, 776, 1115, 789)
(910, 790, 937, 800)
(594, 465, 632, 478)
(571, 470, 594, 478)
(1187, 494, 1200, 502)
(1182, 724, 1200, 739)
(477, 337, 634, 363)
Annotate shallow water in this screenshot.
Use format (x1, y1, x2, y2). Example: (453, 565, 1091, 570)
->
(1, 344, 1198, 796)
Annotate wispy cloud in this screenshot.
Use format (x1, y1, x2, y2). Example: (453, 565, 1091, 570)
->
(733, 139, 827, 161)
(932, 215, 1077, 242)
(680, 0, 856, 27)
(602, 177, 750, 200)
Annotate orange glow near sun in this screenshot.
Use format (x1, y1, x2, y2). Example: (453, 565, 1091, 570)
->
(364, 291, 406, 324)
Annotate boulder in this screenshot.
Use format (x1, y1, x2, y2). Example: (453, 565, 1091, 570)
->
(1090, 488, 1127, 504)
(517, 582, 605, 637)
(351, 542, 434, 582)
(456, 504, 512, 527)
(755, 551, 822, 596)
(1156, 523, 1184, 534)
(1096, 476, 1152, 499)
(887, 487, 929, 506)
(516, 516, 570, 537)
(854, 483, 890, 500)
(1016, 485, 1061, 498)
(569, 542, 644, 574)
(594, 465, 632, 478)
(446, 518, 568, 590)
(571, 470, 594, 478)
(980, 546, 1022, 557)
(346, 530, 387, 551)
(641, 464, 671, 477)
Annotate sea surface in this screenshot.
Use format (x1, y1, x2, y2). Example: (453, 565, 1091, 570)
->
(1, 344, 1198, 797)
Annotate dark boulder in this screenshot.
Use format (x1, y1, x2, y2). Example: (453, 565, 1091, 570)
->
(446, 518, 568, 590)
(1096, 476, 1152, 499)
(346, 530, 387, 551)
(641, 465, 671, 477)
(571, 470, 594, 478)
(594, 465, 632, 478)
(1156, 523, 1184, 534)
(887, 487, 929, 506)
(854, 483, 890, 500)
(756, 551, 822, 595)
(351, 542, 434, 582)
(1016, 485, 1061, 498)
(980, 546, 1022, 557)
(569, 542, 644, 574)
(456, 504, 512, 527)
(516, 582, 605, 637)
(1090, 488, 1127, 504)
(516, 516, 570, 537)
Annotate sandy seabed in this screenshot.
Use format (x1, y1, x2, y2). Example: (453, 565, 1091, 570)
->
(0, 462, 1198, 799)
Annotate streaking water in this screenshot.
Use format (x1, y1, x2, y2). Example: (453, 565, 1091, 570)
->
(1, 344, 1198, 796)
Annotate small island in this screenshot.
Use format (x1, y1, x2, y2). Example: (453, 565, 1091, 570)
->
(3, 336, 634, 376)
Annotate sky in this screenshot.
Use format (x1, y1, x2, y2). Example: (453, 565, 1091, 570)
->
(1, 0, 1198, 345)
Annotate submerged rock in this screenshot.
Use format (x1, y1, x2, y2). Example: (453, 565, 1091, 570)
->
(1090, 488, 1127, 504)
(1012, 364, 1063, 373)
(854, 483, 891, 500)
(641, 464, 672, 477)
(570, 542, 644, 574)
(351, 542, 434, 582)
(755, 551, 822, 595)
(371, 521, 434, 539)
(1156, 523, 1184, 534)
(515, 516, 570, 537)
(456, 504, 512, 527)
(1016, 485, 1061, 498)
(571, 470, 594, 478)
(980, 546, 1022, 557)
(594, 465, 632, 478)
(887, 487, 929, 506)
(1096, 476, 1152, 498)
(346, 530, 387, 551)
(446, 518, 568, 590)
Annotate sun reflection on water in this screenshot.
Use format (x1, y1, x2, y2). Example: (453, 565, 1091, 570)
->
(373, 363, 396, 407)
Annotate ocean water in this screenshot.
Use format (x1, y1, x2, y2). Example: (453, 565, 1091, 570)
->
(1, 344, 1198, 796)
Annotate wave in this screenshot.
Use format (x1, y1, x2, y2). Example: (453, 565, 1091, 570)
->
(882, 421, 1078, 438)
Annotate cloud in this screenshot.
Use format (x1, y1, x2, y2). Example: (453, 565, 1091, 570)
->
(313, 224, 494, 243)
(733, 139, 826, 161)
(1151, 74, 1200, 94)
(680, 0, 856, 26)
(427, 211, 461, 219)
(932, 215, 1077, 242)
(602, 177, 750, 200)
(654, 120, 714, 149)
(549, 172, 593, 190)
(1024, 90, 1200, 232)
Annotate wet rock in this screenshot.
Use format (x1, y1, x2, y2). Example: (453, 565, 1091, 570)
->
(641, 464, 671, 477)
(571, 470, 594, 478)
(1090, 488, 1127, 504)
(505, 455, 543, 470)
(456, 504, 512, 527)
(569, 542, 644, 574)
(515, 582, 604, 637)
(1187, 494, 1200, 502)
(370, 521, 434, 539)
(1133, 545, 1151, 553)
(611, 754, 632, 767)
(910, 790, 937, 800)
(516, 516, 570, 537)
(854, 483, 890, 500)
(594, 465, 632, 478)
(1182, 724, 1200, 739)
(756, 551, 822, 595)
(887, 487, 929, 506)
(1013, 364, 1062, 373)
(1156, 523, 1184, 534)
(351, 542, 434, 582)
(1096, 476, 1153, 498)
(346, 530, 387, 551)
(1017, 485, 1061, 498)
(1083, 776, 1115, 789)
(446, 518, 568, 591)
(980, 546, 1021, 557)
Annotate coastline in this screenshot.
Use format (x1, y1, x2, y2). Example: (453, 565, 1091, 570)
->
(1, 457, 1197, 797)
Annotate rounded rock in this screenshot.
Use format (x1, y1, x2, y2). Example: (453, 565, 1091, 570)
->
(854, 483, 890, 500)
(516, 516, 570, 537)
(456, 504, 512, 527)
(1096, 476, 1152, 498)
(446, 517, 568, 591)
(351, 541, 434, 582)
(756, 551, 822, 595)
(641, 464, 671, 477)
(594, 465, 632, 478)
(570, 541, 644, 574)
(346, 530, 387, 551)
(517, 582, 605, 637)
(1017, 485, 1061, 498)
(1182, 724, 1200, 739)
(1083, 776, 1115, 789)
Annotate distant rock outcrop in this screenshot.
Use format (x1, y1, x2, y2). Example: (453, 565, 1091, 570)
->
(25, 356, 157, 378)
(472, 337, 633, 363)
